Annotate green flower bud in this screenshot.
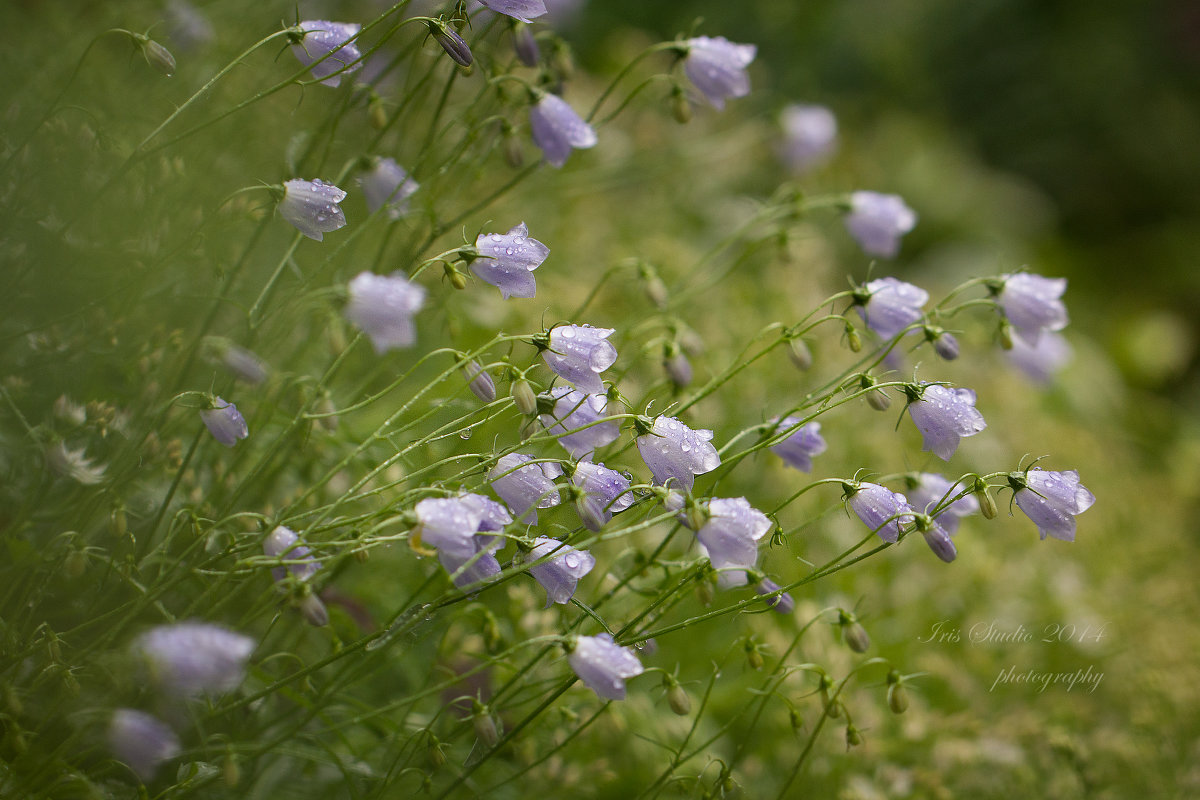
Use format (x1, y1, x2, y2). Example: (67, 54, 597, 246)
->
(845, 723, 862, 749)
(845, 322, 862, 353)
(787, 337, 813, 370)
(511, 379, 537, 416)
(472, 701, 499, 747)
(973, 476, 998, 519)
(670, 84, 691, 124)
(139, 36, 176, 77)
(666, 677, 691, 716)
(64, 549, 87, 579)
(224, 750, 241, 788)
(887, 682, 909, 714)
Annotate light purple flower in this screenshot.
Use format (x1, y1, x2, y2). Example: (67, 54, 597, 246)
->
(568, 633, 644, 700)
(290, 20, 362, 87)
(218, 344, 269, 384)
(906, 383, 987, 461)
(200, 397, 248, 447)
(779, 103, 837, 174)
(1010, 468, 1095, 542)
(108, 710, 180, 781)
(529, 92, 597, 168)
(683, 36, 757, 110)
(542, 325, 617, 394)
(570, 461, 634, 530)
(855, 277, 928, 340)
(135, 622, 255, 696)
(166, 0, 215, 52)
(413, 497, 482, 559)
(540, 388, 621, 459)
(344, 271, 426, 353)
(916, 516, 958, 562)
(844, 191, 917, 259)
(996, 273, 1068, 345)
(527, 536, 596, 605)
(769, 417, 826, 472)
(1006, 330, 1071, 384)
(906, 473, 978, 535)
(458, 491, 515, 534)
(472, 222, 549, 299)
(462, 361, 497, 402)
(279, 178, 347, 241)
(636, 416, 720, 491)
(438, 538, 502, 589)
(359, 158, 419, 220)
(479, 0, 547, 22)
(263, 526, 320, 583)
(754, 578, 795, 614)
(844, 482, 914, 543)
(931, 330, 959, 361)
(695, 497, 772, 587)
(490, 453, 563, 524)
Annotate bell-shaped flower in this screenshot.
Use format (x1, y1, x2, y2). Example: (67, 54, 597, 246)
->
(568, 633, 644, 700)
(344, 271, 426, 353)
(134, 622, 255, 696)
(108, 710, 180, 781)
(263, 526, 321, 582)
(995, 273, 1069, 345)
(526, 536, 596, 605)
(844, 481, 914, 543)
(290, 20, 362, 87)
(216, 343, 269, 384)
(458, 492, 513, 534)
(906, 472, 978, 535)
(682, 36, 757, 110)
(636, 415, 720, 491)
(472, 222, 549, 299)
(694, 497, 772, 587)
(438, 538, 502, 589)
(854, 277, 928, 340)
(769, 417, 826, 472)
(843, 191, 917, 259)
(913, 514, 957, 562)
(200, 397, 248, 447)
(541, 325, 617, 394)
(413, 497, 482, 559)
(905, 383, 987, 461)
(359, 157, 419, 220)
(570, 461, 633, 530)
(490, 453, 562, 524)
(779, 103, 837, 174)
(539, 388, 621, 460)
(278, 178, 347, 241)
(529, 92, 597, 168)
(479, 0, 547, 22)
(1006, 330, 1071, 384)
(1009, 468, 1095, 542)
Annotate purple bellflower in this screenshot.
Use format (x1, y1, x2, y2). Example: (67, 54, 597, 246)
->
(844, 191, 917, 259)
(769, 417, 826, 472)
(490, 453, 563, 524)
(913, 514, 958, 562)
(539, 387, 621, 459)
(472, 222, 549, 299)
(1005, 329, 1071, 384)
(570, 460, 634, 530)
(905, 383, 987, 461)
(263, 526, 320, 583)
(906, 472, 979, 535)
(682, 36, 757, 110)
(359, 158, 419, 219)
(529, 92, 597, 168)
(108, 710, 180, 781)
(844, 481, 914, 543)
(200, 397, 248, 447)
(994, 273, 1068, 345)
(135, 622, 255, 696)
(414, 496, 507, 588)
(480, 0, 548, 22)
(694, 497, 772, 587)
(854, 277, 928, 340)
(779, 103, 837, 174)
(1009, 468, 1095, 541)
(344, 271, 426, 353)
(568, 633, 644, 700)
(542, 324, 617, 394)
(290, 20, 362, 87)
(527, 536, 596, 605)
(278, 178, 347, 241)
(636, 415, 721, 491)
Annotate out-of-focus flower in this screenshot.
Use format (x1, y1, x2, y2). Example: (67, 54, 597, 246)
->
(694, 497, 772, 587)
(472, 222, 549, 299)
(994, 273, 1068, 345)
(1009, 468, 1095, 541)
(513, 23, 540, 66)
(290, 20, 362, 87)
(278, 178, 347, 241)
(480, 0, 548, 22)
(344, 271, 426, 353)
(490, 453, 563, 524)
(682, 36, 757, 110)
(527, 537, 595, 605)
(46, 441, 105, 484)
(166, 0, 214, 51)
(663, 344, 692, 388)
(854, 277, 928, 340)
(568, 633, 644, 700)
(541, 325, 617, 394)
(779, 104, 837, 174)
(844, 481, 914, 543)
(135, 622, 255, 696)
(263, 526, 320, 583)
(754, 578, 795, 614)
(358, 158, 419, 220)
(200, 397, 248, 447)
(843, 191, 917, 259)
(769, 417, 826, 472)
(439, 538, 502, 589)
(1005, 330, 1072, 384)
(529, 92, 597, 168)
(108, 710, 180, 781)
(905, 383, 987, 461)
(636, 416, 720, 491)
(569, 461, 633, 530)
(906, 472, 978, 535)
(210, 341, 269, 384)
(539, 388, 620, 460)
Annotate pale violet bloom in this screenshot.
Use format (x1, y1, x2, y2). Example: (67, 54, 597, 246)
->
(844, 191, 917, 259)
(290, 20, 362, 87)
(570, 461, 634, 531)
(779, 104, 837, 174)
(479, 0, 547, 22)
(358, 158, 419, 219)
(458, 492, 514, 533)
(529, 92, 597, 168)
(542, 325, 617, 394)
(278, 178, 347, 241)
(473, 222, 549, 299)
(683, 36, 757, 110)
(344, 271, 426, 353)
(263, 526, 320, 583)
(915, 515, 958, 562)
(905, 384, 987, 461)
(219, 343, 269, 384)
(769, 417, 826, 472)
(135, 622, 255, 696)
(844, 481, 914, 543)
(906, 472, 978, 535)
(636, 416, 720, 491)
(855, 277, 928, 339)
(996, 272, 1069, 345)
(539, 387, 621, 460)
(931, 330, 960, 361)
(1010, 468, 1095, 542)
(108, 710, 180, 781)
(413, 497, 482, 559)
(200, 397, 248, 447)
(1006, 330, 1071, 384)
(569, 633, 644, 700)
(490, 453, 563, 524)
(695, 497, 772, 587)
(439, 538, 502, 589)
(527, 536, 596, 605)
(755, 578, 795, 614)
(462, 361, 496, 402)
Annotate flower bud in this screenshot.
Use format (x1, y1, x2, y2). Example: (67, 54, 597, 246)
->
(110, 506, 127, 538)
(368, 94, 388, 130)
(998, 318, 1015, 350)
(789, 708, 803, 731)
(550, 38, 574, 80)
(744, 638, 764, 671)
(513, 23, 540, 67)
(666, 678, 691, 716)
(844, 322, 862, 353)
(932, 330, 960, 361)
(670, 84, 691, 124)
(429, 21, 473, 67)
(663, 344, 692, 388)
(462, 361, 496, 402)
(426, 732, 446, 768)
(140, 37, 177, 77)
(444, 262, 468, 290)
(787, 337, 813, 370)
(888, 682, 909, 714)
(482, 610, 503, 652)
(297, 593, 329, 627)
(973, 476, 998, 519)
(838, 610, 871, 652)
(64, 549, 87, 579)
(511, 379, 537, 416)
(639, 263, 669, 308)
(845, 723, 862, 749)
(861, 376, 891, 412)
(502, 124, 524, 168)
(472, 701, 500, 747)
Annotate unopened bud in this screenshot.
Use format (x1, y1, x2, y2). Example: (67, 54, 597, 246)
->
(444, 262, 468, 290)
(666, 679, 691, 716)
(297, 593, 329, 627)
(663, 345, 692, 388)
(845, 322, 862, 352)
(789, 708, 803, 731)
(462, 361, 496, 402)
(838, 610, 871, 652)
(472, 701, 500, 747)
(139, 37, 176, 77)
(744, 639, 764, 671)
(511, 379, 537, 416)
(64, 549, 86, 579)
(888, 681, 909, 714)
(513, 23, 540, 67)
(932, 330, 960, 361)
(998, 318, 1015, 350)
(861, 376, 891, 412)
(787, 337, 813, 370)
(639, 263, 668, 308)
(482, 610, 502, 652)
(670, 85, 691, 124)
(973, 477, 998, 519)
(845, 723, 862, 749)
(550, 38, 574, 80)
(109, 506, 127, 538)
(429, 22, 473, 67)
(503, 125, 524, 168)
(368, 95, 388, 130)
(427, 733, 447, 768)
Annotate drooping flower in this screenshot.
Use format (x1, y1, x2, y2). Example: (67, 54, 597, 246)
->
(428, 20, 473, 67)
(754, 578, 795, 614)
(904, 383, 987, 461)
(200, 397, 248, 447)
(854, 277, 928, 340)
(913, 514, 957, 562)
(462, 361, 496, 402)
(569, 461, 634, 530)
(694, 497, 772, 587)
(843, 191, 917, 259)
(472, 222, 549, 299)
(682, 36, 757, 110)
(263, 526, 320, 583)
(929, 329, 960, 361)
(529, 92, 597, 168)
(439, 538, 502, 589)
(844, 481, 914, 543)
(994, 273, 1068, 345)
(358, 158, 419, 220)
(541, 325, 617, 394)
(490, 453, 563, 524)
(290, 20, 362, 87)
(278, 178, 348, 241)
(458, 492, 514, 533)
(413, 497, 482, 560)
(1005, 330, 1071, 384)
(636, 416, 720, 491)
(769, 417, 826, 472)
(513, 23, 540, 66)
(1009, 468, 1095, 541)
(779, 103, 837, 174)
(108, 710, 180, 781)
(539, 388, 621, 460)
(906, 472, 978, 535)
(217, 343, 269, 384)
(527, 536, 596, 605)
(134, 622, 255, 696)
(568, 633, 644, 700)
(344, 271, 426, 353)
(479, 0, 547, 22)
